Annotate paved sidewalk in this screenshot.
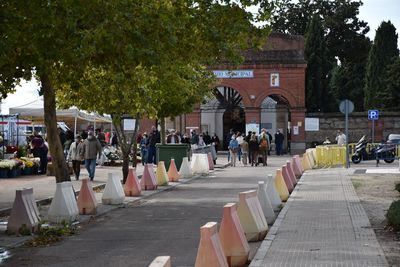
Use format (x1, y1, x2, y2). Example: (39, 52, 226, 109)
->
(251, 168, 388, 267)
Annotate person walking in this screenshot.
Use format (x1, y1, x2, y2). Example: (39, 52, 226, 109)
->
(166, 129, 179, 144)
(258, 130, 270, 166)
(211, 133, 220, 152)
(266, 131, 273, 155)
(275, 129, 285, 155)
(146, 126, 160, 164)
(335, 130, 346, 146)
(82, 130, 102, 181)
(236, 132, 244, 162)
(228, 134, 239, 167)
(67, 135, 84, 180)
(140, 133, 148, 165)
(241, 134, 249, 166)
(31, 132, 48, 174)
(248, 134, 259, 166)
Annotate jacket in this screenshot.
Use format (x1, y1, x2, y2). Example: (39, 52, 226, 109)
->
(67, 141, 84, 161)
(82, 137, 102, 160)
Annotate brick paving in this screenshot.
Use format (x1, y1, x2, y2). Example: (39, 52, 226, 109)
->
(251, 168, 388, 267)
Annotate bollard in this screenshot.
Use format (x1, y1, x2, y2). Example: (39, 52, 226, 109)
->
(266, 174, 282, 211)
(281, 166, 294, 193)
(301, 153, 312, 171)
(124, 167, 142, 196)
(257, 181, 276, 225)
(102, 173, 125, 205)
(48, 182, 79, 223)
(286, 161, 297, 186)
(292, 156, 303, 178)
(156, 161, 169, 186)
(7, 188, 40, 234)
(219, 203, 250, 267)
(77, 179, 97, 215)
(179, 157, 192, 178)
(294, 155, 304, 173)
(141, 164, 158, 190)
(167, 158, 180, 182)
(207, 152, 215, 170)
(274, 170, 289, 202)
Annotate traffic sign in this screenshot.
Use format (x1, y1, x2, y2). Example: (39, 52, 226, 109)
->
(339, 99, 354, 114)
(368, 110, 379, 120)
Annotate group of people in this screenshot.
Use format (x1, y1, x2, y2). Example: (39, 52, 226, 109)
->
(227, 129, 286, 167)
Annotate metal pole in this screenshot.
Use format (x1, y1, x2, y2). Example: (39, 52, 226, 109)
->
(345, 101, 349, 168)
(372, 119, 375, 144)
(74, 111, 78, 137)
(16, 114, 19, 148)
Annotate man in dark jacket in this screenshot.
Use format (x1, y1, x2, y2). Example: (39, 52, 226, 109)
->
(82, 130, 102, 181)
(275, 129, 285, 156)
(146, 126, 160, 164)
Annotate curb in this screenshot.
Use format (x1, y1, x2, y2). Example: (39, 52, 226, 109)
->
(249, 172, 305, 267)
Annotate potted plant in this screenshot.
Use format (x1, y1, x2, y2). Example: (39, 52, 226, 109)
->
(8, 159, 23, 178)
(0, 160, 16, 178)
(20, 158, 35, 175)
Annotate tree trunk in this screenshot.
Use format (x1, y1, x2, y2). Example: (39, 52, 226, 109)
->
(160, 117, 166, 145)
(130, 116, 140, 168)
(41, 74, 71, 183)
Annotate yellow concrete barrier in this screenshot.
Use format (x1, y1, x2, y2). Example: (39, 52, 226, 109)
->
(156, 161, 169, 186)
(301, 153, 312, 171)
(274, 170, 289, 201)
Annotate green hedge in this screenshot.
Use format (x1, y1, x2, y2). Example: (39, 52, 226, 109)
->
(387, 200, 400, 230)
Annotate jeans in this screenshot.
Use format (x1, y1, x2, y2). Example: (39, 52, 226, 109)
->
(147, 146, 156, 164)
(276, 143, 283, 155)
(85, 159, 97, 180)
(230, 151, 237, 167)
(238, 149, 242, 161)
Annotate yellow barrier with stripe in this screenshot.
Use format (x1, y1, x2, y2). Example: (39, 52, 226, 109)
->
(314, 145, 346, 168)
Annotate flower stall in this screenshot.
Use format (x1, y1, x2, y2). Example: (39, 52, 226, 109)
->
(0, 157, 40, 178)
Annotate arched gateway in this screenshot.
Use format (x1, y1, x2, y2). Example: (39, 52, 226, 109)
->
(159, 32, 307, 153)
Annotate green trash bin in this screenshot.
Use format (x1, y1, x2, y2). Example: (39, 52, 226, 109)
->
(156, 144, 190, 170)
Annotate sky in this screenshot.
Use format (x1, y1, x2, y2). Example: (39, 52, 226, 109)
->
(1, 0, 399, 115)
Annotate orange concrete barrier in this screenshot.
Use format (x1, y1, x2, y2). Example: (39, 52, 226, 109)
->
(141, 164, 158, 190)
(77, 179, 97, 215)
(237, 190, 268, 242)
(219, 203, 250, 267)
(207, 152, 214, 170)
(281, 166, 294, 193)
(156, 161, 169, 186)
(148, 256, 171, 267)
(7, 188, 40, 234)
(301, 153, 312, 171)
(167, 159, 180, 182)
(292, 156, 303, 178)
(286, 161, 297, 186)
(195, 222, 228, 267)
(124, 167, 141, 196)
(274, 169, 289, 201)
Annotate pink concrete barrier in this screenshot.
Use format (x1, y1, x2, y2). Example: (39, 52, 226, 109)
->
(207, 152, 214, 170)
(292, 156, 303, 178)
(195, 222, 228, 267)
(219, 203, 250, 267)
(141, 164, 158, 190)
(286, 161, 297, 186)
(294, 155, 304, 173)
(77, 179, 97, 215)
(124, 167, 142, 196)
(148, 256, 171, 267)
(167, 159, 180, 182)
(281, 166, 294, 193)
(7, 188, 40, 234)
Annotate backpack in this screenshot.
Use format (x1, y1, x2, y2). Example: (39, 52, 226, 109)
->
(259, 138, 268, 151)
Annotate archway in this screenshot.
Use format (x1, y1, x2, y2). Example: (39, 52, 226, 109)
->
(200, 86, 245, 150)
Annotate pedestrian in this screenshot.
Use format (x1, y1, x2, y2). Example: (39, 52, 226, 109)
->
(203, 131, 212, 145)
(241, 134, 249, 166)
(335, 130, 346, 146)
(146, 126, 160, 164)
(140, 133, 148, 165)
(226, 129, 234, 161)
(181, 133, 190, 144)
(67, 135, 84, 180)
(248, 134, 259, 166)
(63, 130, 74, 158)
(31, 131, 48, 174)
(190, 130, 199, 150)
(110, 132, 118, 148)
(275, 129, 284, 155)
(245, 131, 252, 163)
(236, 131, 244, 162)
(198, 133, 205, 147)
(166, 129, 180, 144)
(258, 130, 270, 166)
(211, 133, 220, 152)
(82, 130, 102, 181)
(266, 131, 273, 155)
(228, 134, 239, 167)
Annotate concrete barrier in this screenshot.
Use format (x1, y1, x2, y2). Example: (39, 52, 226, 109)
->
(167, 158, 180, 182)
(257, 182, 276, 225)
(207, 152, 214, 170)
(292, 156, 303, 178)
(102, 173, 125, 205)
(266, 174, 282, 211)
(274, 170, 289, 202)
(219, 203, 250, 267)
(77, 179, 97, 215)
(148, 256, 171, 267)
(301, 153, 312, 171)
(7, 188, 40, 234)
(179, 157, 192, 178)
(281, 166, 294, 193)
(141, 164, 158, 190)
(124, 167, 142, 197)
(48, 182, 79, 223)
(294, 155, 304, 173)
(195, 222, 228, 267)
(156, 161, 169, 186)
(191, 154, 209, 175)
(286, 161, 297, 186)
(237, 190, 268, 242)
(306, 149, 316, 169)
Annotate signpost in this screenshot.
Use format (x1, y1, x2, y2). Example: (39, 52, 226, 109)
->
(339, 99, 354, 168)
(368, 109, 379, 143)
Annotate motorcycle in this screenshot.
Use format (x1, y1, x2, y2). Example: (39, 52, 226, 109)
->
(351, 135, 396, 164)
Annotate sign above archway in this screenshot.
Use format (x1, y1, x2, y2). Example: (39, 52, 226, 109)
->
(213, 70, 253, 79)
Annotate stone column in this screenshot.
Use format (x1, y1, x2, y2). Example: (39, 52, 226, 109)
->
(290, 108, 306, 153)
(244, 107, 261, 125)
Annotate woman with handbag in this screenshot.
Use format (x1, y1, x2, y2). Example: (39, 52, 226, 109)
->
(228, 134, 239, 167)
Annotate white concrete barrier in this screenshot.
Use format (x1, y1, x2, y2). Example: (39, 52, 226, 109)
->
(179, 157, 192, 178)
(102, 173, 125, 205)
(48, 182, 79, 223)
(257, 181, 276, 225)
(266, 174, 282, 211)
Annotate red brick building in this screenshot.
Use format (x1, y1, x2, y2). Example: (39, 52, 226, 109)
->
(142, 32, 307, 153)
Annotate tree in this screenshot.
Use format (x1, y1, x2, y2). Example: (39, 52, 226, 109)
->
(304, 15, 331, 112)
(365, 21, 399, 109)
(0, 1, 107, 182)
(382, 57, 400, 110)
(57, 0, 270, 182)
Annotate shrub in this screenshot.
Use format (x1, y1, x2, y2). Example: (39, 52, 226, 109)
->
(386, 200, 400, 230)
(395, 182, 400, 193)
